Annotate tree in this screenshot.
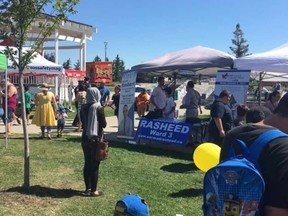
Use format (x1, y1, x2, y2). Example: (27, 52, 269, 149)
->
(44, 52, 55, 62)
(63, 58, 72, 69)
(229, 23, 250, 57)
(0, 0, 79, 188)
(74, 59, 80, 70)
(112, 54, 125, 82)
(93, 55, 101, 62)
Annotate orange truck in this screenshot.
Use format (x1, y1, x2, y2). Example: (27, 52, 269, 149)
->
(86, 61, 113, 83)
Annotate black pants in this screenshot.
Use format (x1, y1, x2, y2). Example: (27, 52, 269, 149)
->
(72, 102, 79, 127)
(81, 138, 100, 192)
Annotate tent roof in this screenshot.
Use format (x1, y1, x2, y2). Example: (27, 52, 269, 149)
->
(131, 46, 235, 77)
(0, 46, 63, 75)
(234, 43, 288, 73)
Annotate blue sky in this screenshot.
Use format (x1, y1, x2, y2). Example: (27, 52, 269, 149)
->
(60, 0, 288, 69)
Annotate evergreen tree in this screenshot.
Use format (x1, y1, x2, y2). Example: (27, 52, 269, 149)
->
(229, 23, 250, 57)
(74, 59, 80, 70)
(112, 54, 125, 82)
(44, 52, 55, 62)
(93, 55, 102, 62)
(63, 58, 72, 69)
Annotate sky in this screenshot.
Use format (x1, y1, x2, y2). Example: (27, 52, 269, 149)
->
(58, 0, 288, 69)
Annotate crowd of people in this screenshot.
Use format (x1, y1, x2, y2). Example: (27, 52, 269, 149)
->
(2, 76, 288, 214)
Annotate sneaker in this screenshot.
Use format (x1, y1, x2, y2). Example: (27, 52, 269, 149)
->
(83, 189, 91, 196)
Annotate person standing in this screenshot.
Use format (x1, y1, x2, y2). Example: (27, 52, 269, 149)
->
(56, 106, 68, 138)
(32, 83, 57, 140)
(149, 76, 166, 119)
(220, 93, 288, 216)
(110, 85, 121, 118)
(208, 90, 233, 146)
(72, 80, 82, 127)
(163, 87, 176, 120)
(180, 80, 202, 123)
(0, 78, 18, 136)
(24, 84, 32, 125)
(136, 88, 149, 118)
(233, 104, 249, 127)
(76, 84, 87, 132)
(98, 80, 110, 107)
(264, 90, 281, 113)
(80, 87, 106, 197)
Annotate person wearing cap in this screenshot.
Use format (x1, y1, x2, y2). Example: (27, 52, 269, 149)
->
(163, 87, 176, 120)
(114, 194, 149, 216)
(149, 76, 166, 119)
(32, 83, 57, 139)
(56, 106, 68, 137)
(220, 92, 288, 215)
(98, 80, 110, 107)
(0, 78, 18, 136)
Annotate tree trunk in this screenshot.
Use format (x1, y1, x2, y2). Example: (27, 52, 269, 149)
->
(18, 51, 30, 188)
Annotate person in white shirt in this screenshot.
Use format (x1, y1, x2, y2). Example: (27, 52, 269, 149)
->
(180, 81, 202, 123)
(163, 87, 176, 121)
(149, 76, 167, 119)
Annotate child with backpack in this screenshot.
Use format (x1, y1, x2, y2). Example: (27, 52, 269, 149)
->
(56, 106, 68, 137)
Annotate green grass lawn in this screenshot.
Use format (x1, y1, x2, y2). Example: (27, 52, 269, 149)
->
(0, 135, 204, 216)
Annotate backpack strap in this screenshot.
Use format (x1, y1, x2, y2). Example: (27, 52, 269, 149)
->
(248, 129, 288, 169)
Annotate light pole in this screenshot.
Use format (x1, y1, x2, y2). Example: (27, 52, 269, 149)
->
(104, 41, 108, 61)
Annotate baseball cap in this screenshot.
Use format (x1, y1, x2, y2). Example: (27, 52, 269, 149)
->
(58, 106, 66, 113)
(114, 194, 149, 216)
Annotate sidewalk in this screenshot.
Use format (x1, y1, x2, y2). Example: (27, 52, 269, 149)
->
(0, 116, 122, 136)
(0, 106, 209, 154)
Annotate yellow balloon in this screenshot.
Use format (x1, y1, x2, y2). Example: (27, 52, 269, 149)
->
(193, 143, 221, 172)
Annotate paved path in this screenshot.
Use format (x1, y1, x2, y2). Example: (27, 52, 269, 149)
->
(0, 105, 209, 154)
(0, 116, 122, 136)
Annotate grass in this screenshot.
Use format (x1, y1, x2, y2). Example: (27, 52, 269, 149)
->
(0, 135, 204, 216)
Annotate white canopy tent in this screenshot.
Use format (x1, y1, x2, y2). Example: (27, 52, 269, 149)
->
(0, 46, 64, 75)
(234, 43, 288, 81)
(132, 46, 235, 78)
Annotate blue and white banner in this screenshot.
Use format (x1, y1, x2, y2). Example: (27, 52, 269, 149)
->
(215, 70, 251, 105)
(118, 70, 137, 138)
(135, 118, 192, 145)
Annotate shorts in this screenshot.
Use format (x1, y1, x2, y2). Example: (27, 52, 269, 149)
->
(26, 108, 31, 114)
(2, 107, 15, 123)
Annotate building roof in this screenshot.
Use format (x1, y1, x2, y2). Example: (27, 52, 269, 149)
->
(28, 13, 96, 42)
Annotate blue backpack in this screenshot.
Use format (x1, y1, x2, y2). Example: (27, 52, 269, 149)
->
(202, 129, 288, 216)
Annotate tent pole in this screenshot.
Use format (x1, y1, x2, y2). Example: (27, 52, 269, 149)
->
(4, 67, 8, 148)
(173, 72, 177, 100)
(258, 72, 264, 105)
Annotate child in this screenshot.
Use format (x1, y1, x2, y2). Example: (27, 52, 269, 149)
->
(56, 106, 68, 137)
(163, 87, 176, 120)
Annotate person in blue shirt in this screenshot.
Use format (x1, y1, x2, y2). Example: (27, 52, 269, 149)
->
(208, 90, 233, 146)
(98, 80, 110, 107)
